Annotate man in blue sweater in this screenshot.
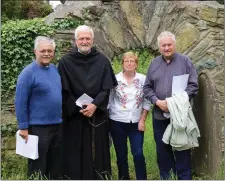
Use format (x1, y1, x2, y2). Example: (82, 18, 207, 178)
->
(15, 36, 62, 179)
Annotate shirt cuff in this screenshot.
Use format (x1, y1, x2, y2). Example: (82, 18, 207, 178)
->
(151, 96, 159, 105)
(143, 99, 151, 111)
(19, 122, 29, 130)
(92, 99, 99, 107)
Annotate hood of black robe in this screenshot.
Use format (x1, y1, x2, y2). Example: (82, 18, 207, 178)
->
(69, 47, 99, 58)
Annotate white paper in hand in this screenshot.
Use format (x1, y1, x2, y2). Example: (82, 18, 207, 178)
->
(75, 93, 94, 108)
(164, 74, 189, 118)
(172, 74, 189, 95)
(16, 130, 39, 160)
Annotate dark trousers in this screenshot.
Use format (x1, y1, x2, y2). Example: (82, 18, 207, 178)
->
(28, 124, 62, 180)
(153, 117, 192, 180)
(110, 120, 147, 180)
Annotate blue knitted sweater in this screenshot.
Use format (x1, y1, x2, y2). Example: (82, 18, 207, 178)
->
(15, 61, 62, 129)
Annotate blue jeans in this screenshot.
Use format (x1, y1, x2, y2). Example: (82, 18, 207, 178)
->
(153, 117, 192, 180)
(110, 120, 147, 180)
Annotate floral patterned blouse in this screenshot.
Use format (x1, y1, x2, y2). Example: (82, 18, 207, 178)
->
(108, 72, 151, 123)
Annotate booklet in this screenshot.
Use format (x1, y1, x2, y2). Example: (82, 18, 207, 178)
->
(16, 130, 39, 160)
(75, 93, 94, 108)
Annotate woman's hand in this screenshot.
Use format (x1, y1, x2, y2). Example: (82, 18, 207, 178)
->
(138, 118, 146, 131)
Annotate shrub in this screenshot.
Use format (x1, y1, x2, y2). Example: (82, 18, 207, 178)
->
(1, 18, 55, 103)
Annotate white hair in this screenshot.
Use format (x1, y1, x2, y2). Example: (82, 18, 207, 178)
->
(34, 36, 56, 50)
(157, 31, 176, 47)
(74, 25, 94, 40)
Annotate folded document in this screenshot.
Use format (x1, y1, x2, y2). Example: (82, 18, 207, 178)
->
(16, 130, 39, 160)
(75, 93, 94, 108)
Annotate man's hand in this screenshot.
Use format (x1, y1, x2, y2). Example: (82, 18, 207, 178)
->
(156, 100, 169, 112)
(80, 103, 97, 118)
(138, 118, 146, 132)
(19, 129, 28, 143)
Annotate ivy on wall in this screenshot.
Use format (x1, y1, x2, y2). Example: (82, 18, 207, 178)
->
(1, 18, 55, 103)
(51, 15, 84, 30)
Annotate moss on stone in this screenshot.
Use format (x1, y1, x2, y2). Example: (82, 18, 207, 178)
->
(120, 1, 144, 45)
(199, 5, 217, 23)
(102, 15, 126, 49)
(2, 136, 16, 150)
(176, 22, 200, 53)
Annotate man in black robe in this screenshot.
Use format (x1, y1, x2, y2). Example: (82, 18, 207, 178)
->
(58, 25, 117, 180)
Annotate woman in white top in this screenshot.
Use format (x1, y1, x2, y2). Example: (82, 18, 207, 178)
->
(108, 52, 151, 180)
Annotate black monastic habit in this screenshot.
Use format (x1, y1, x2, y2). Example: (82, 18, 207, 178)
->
(58, 47, 117, 180)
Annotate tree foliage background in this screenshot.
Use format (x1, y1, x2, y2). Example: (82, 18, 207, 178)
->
(2, 0, 53, 23)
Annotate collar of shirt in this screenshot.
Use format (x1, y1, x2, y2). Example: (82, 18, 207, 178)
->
(78, 48, 91, 55)
(161, 52, 178, 63)
(34, 60, 50, 69)
(117, 71, 140, 85)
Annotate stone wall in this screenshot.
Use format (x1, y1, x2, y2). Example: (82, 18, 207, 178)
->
(46, 1, 224, 177)
(1, 112, 20, 171)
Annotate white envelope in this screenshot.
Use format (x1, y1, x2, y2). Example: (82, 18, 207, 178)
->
(16, 130, 39, 160)
(75, 93, 94, 108)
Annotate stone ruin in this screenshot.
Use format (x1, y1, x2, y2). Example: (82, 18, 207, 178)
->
(45, 0, 224, 178)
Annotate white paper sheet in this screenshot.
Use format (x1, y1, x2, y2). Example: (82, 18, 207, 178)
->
(164, 74, 189, 118)
(75, 93, 94, 108)
(172, 74, 189, 95)
(16, 130, 39, 160)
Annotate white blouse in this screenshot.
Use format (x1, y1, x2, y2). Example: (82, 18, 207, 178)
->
(108, 72, 151, 123)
